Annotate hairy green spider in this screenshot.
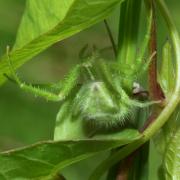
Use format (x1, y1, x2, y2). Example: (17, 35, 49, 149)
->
(72, 52, 158, 129)
(6, 44, 157, 133)
(6, 12, 158, 133)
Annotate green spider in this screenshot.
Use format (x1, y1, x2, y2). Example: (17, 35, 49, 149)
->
(72, 49, 157, 129)
(6, 43, 157, 133)
(6, 13, 158, 133)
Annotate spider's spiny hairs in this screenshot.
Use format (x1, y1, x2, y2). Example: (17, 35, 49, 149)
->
(130, 51, 157, 82)
(58, 64, 81, 100)
(72, 83, 92, 117)
(72, 81, 134, 129)
(20, 83, 60, 101)
(72, 89, 92, 117)
(72, 82, 116, 117)
(108, 63, 137, 92)
(91, 82, 115, 106)
(6, 48, 61, 101)
(136, 51, 157, 78)
(56, 101, 71, 125)
(97, 59, 123, 94)
(84, 106, 132, 129)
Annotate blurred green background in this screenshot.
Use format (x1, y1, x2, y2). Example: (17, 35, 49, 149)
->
(0, 0, 179, 179)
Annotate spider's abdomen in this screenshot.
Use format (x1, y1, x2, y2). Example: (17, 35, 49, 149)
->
(72, 82, 131, 129)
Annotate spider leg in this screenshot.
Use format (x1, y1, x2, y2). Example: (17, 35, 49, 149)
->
(135, 51, 156, 78)
(97, 59, 122, 93)
(6, 47, 81, 102)
(136, 10, 152, 67)
(133, 11, 154, 78)
(4, 73, 62, 92)
(79, 44, 89, 59)
(129, 99, 161, 108)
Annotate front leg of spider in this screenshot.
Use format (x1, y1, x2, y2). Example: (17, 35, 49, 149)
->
(6, 46, 81, 102)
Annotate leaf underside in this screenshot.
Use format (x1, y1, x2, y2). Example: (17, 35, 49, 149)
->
(0, 129, 140, 180)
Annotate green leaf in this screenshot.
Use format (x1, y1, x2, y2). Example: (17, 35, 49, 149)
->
(161, 111, 180, 180)
(0, 0, 124, 86)
(154, 40, 177, 154)
(153, 106, 180, 180)
(62, 152, 108, 180)
(0, 130, 140, 180)
(159, 41, 175, 96)
(163, 127, 180, 180)
(54, 100, 86, 140)
(155, 39, 180, 179)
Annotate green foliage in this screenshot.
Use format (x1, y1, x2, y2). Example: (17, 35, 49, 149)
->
(118, 0, 142, 64)
(159, 41, 175, 96)
(0, 0, 180, 179)
(162, 111, 180, 180)
(154, 41, 180, 180)
(0, 0, 124, 85)
(7, 38, 154, 138)
(0, 129, 140, 180)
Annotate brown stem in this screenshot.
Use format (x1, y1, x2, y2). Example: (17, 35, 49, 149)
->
(148, 1, 165, 101)
(141, 0, 165, 132)
(115, 153, 135, 180)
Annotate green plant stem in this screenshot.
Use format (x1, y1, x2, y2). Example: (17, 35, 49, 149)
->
(117, 0, 142, 64)
(104, 20, 117, 56)
(114, 2, 153, 177)
(89, 0, 180, 179)
(143, 0, 180, 138)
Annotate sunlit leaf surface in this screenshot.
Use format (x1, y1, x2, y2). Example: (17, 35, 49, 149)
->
(0, 0, 123, 86)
